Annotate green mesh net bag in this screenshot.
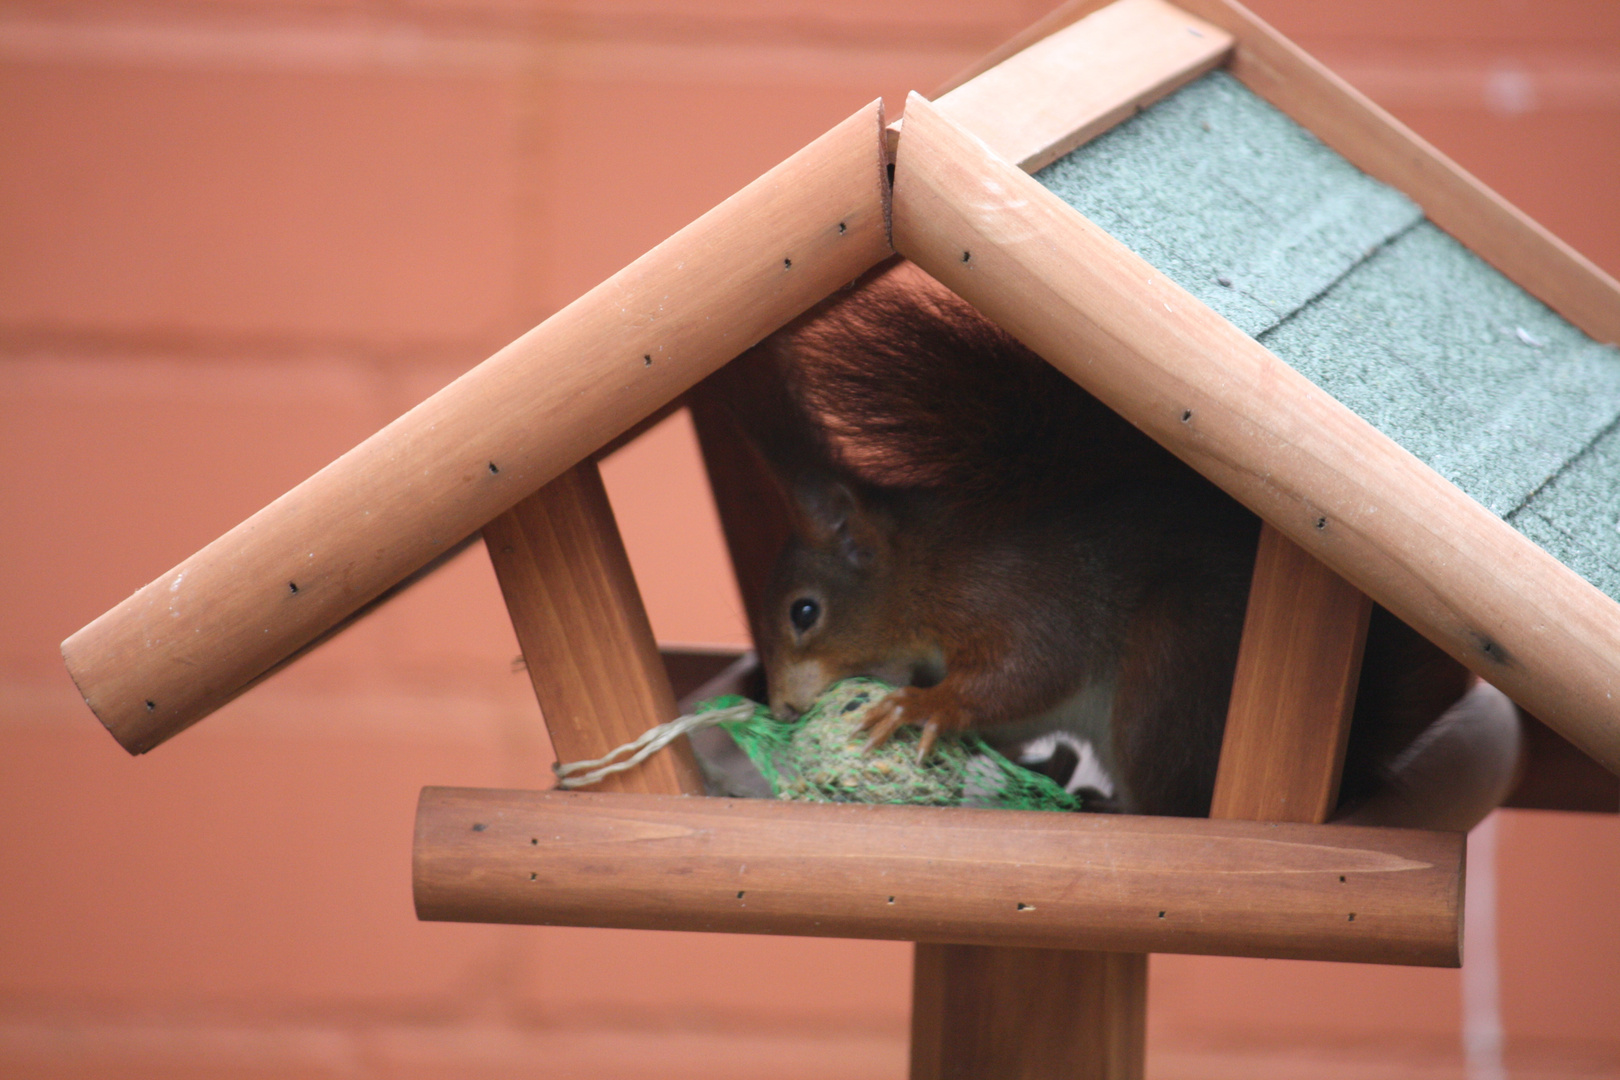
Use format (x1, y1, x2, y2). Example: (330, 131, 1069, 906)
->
(700, 678, 1083, 813)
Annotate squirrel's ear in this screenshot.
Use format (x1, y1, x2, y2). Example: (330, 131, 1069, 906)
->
(793, 478, 885, 569)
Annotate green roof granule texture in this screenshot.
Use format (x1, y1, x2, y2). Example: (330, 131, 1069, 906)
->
(1036, 69, 1620, 602)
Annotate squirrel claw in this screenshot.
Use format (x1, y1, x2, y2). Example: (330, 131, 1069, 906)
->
(858, 698, 908, 753)
(858, 690, 954, 761)
(915, 720, 942, 763)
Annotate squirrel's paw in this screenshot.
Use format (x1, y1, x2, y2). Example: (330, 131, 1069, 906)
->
(858, 686, 972, 762)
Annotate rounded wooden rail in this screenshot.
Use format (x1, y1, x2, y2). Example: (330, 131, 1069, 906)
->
(414, 788, 1463, 967)
(63, 100, 893, 755)
(890, 92, 1620, 776)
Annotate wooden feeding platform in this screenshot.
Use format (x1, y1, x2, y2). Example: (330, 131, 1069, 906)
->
(62, 0, 1620, 1075)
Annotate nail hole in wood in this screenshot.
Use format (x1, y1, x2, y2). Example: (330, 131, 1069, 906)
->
(288, 581, 299, 594)
(838, 222, 847, 234)
(643, 354, 652, 366)
(145, 699, 156, 712)
(1158, 911, 1166, 918)
(488, 462, 500, 474)
(1339, 875, 1347, 883)
(1016, 902, 1032, 911)
(783, 258, 792, 270)
(472, 823, 487, 832)
(530, 872, 537, 881)
(961, 250, 971, 263)
(737, 891, 746, 900)
(887, 896, 895, 904)
(1181, 409, 1193, 422)
(1348, 913, 1356, 922)
(1316, 517, 1328, 530)
(530, 837, 538, 845)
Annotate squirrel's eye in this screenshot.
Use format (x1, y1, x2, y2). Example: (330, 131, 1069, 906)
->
(789, 597, 821, 632)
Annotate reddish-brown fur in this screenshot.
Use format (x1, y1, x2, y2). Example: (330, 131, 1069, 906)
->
(710, 260, 1468, 816)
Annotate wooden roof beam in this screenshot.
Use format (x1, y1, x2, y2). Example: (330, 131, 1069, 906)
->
(891, 93, 1620, 775)
(62, 101, 893, 756)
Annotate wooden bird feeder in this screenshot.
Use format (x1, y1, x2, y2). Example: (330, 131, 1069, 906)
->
(62, 0, 1620, 1075)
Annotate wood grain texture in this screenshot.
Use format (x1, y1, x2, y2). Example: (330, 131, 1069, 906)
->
(931, 0, 1232, 173)
(1171, 0, 1620, 347)
(1211, 523, 1372, 823)
(413, 788, 1463, 967)
(62, 101, 892, 755)
(483, 462, 703, 796)
(891, 93, 1620, 775)
(899, 9, 1231, 1065)
(911, 946, 1145, 1080)
(931, 0, 1120, 97)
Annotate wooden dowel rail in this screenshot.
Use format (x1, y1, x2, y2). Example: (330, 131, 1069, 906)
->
(890, 93, 1620, 775)
(414, 788, 1463, 967)
(62, 101, 893, 755)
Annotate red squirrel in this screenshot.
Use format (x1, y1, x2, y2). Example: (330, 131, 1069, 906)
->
(708, 259, 1472, 817)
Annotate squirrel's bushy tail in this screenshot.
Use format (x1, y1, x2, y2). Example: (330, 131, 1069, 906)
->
(725, 261, 1164, 500)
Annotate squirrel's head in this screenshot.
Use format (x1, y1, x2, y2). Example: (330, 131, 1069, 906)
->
(758, 477, 943, 718)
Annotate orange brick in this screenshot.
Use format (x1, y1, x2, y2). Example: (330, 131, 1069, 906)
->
(515, 925, 912, 1031)
(1148, 953, 1462, 1045)
(600, 409, 750, 649)
(1247, 0, 1620, 48)
(526, 44, 972, 313)
(0, 355, 391, 678)
(0, 682, 535, 1015)
(1496, 809, 1620, 1044)
(411, 0, 1026, 47)
(0, 58, 521, 346)
(367, 1024, 907, 1080)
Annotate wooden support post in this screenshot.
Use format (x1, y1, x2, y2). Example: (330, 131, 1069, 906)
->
(911, 947, 1145, 1080)
(483, 461, 704, 796)
(898, 7, 1249, 1063)
(1211, 523, 1372, 823)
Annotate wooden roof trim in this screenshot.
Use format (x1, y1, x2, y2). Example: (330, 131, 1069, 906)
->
(1170, 0, 1620, 345)
(927, 0, 1232, 173)
(891, 93, 1620, 775)
(937, 0, 1619, 342)
(932, 0, 1121, 97)
(415, 787, 1463, 967)
(62, 101, 894, 756)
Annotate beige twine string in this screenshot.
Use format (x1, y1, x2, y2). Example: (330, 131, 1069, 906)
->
(552, 701, 756, 789)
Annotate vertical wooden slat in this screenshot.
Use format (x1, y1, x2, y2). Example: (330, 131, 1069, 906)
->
(1211, 523, 1373, 823)
(912, 946, 1146, 1080)
(483, 460, 704, 796)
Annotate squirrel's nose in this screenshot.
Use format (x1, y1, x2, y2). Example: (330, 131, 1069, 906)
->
(767, 690, 803, 721)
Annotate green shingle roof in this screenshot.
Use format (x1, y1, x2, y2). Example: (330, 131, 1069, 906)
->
(1036, 70, 1620, 603)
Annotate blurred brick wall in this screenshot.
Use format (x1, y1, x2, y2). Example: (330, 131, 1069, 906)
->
(2, 1, 1616, 1077)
